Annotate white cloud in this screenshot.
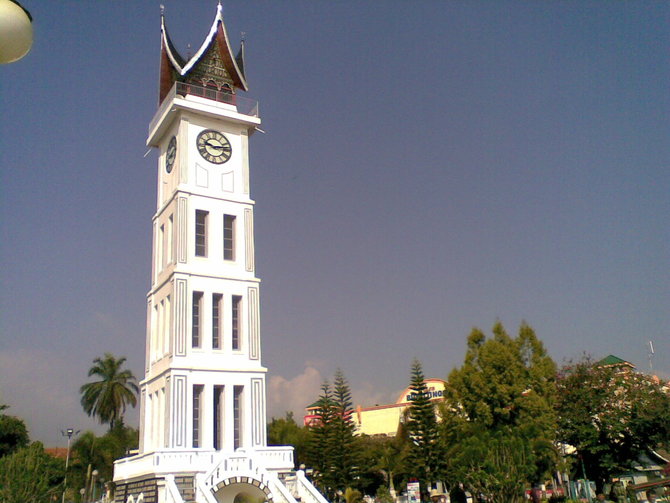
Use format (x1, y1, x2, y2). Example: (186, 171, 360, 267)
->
(351, 380, 402, 409)
(267, 364, 405, 423)
(267, 364, 324, 420)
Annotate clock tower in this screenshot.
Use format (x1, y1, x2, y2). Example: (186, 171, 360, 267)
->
(112, 6, 327, 503)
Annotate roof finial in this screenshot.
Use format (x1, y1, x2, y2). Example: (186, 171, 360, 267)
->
(160, 4, 165, 15)
(241, 31, 246, 43)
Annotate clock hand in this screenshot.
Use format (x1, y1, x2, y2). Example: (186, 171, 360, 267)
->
(205, 141, 225, 150)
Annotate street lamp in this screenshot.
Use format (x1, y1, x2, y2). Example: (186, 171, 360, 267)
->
(89, 469, 99, 503)
(61, 428, 80, 503)
(0, 0, 33, 63)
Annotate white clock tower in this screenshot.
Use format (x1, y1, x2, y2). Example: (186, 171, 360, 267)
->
(113, 7, 327, 503)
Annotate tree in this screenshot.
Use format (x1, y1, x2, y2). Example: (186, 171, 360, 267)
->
(308, 380, 336, 494)
(306, 370, 361, 500)
(362, 434, 407, 497)
(0, 442, 65, 503)
(330, 369, 360, 495)
(441, 322, 558, 503)
(80, 353, 139, 429)
(267, 412, 309, 466)
(405, 359, 444, 496)
(556, 357, 670, 493)
(0, 404, 29, 457)
(67, 424, 139, 501)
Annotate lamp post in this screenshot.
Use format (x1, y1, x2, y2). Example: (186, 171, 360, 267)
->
(88, 469, 99, 503)
(61, 428, 80, 503)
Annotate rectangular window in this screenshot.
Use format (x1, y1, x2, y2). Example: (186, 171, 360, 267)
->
(213, 385, 224, 450)
(212, 293, 222, 349)
(158, 299, 165, 357)
(152, 304, 158, 362)
(192, 292, 203, 348)
(193, 385, 203, 448)
(195, 210, 208, 257)
(167, 214, 173, 264)
(223, 214, 236, 261)
(158, 224, 165, 271)
(233, 386, 243, 450)
(232, 295, 242, 350)
(164, 295, 171, 356)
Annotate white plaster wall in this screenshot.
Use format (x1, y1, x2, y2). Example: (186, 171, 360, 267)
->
(141, 97, 266, 457)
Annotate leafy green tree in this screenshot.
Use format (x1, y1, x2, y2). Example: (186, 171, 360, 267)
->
(344, 487, 363, 503)
(80, 353, 139, 429)
(405, 359, 444, 496)
(0, 405, 29, 457)
(556, 357, 670, 493)
(357, 434, 407, 496)
(442, 322, 558, 502)
(0, 441, 65, 503)
(375, 485, 394, 503)
(446, 428, 533, 503)
(267, 412, 309, 466)
(68, 424, 139, 500)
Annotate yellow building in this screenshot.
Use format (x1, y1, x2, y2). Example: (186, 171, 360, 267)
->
(304, 379, 446, 437)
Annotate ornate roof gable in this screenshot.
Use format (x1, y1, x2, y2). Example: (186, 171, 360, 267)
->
(158, 3, 248, 105)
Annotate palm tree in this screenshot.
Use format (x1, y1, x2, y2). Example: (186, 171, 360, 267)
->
(80, 353, 139, 429)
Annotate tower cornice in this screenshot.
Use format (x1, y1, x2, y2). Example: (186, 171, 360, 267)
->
(148, 88, 260, 148)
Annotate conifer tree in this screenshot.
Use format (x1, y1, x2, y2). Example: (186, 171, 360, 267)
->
(308, 380, 335, 494)
(406, 359, 444, 496)
(330, 369, 360, 496)
(306, 371, 361, 501)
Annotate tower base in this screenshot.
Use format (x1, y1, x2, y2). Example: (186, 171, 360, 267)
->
(113, 448, 328, 503)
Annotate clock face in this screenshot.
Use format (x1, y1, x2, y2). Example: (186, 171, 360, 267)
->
(196, 129, 232, 164)
(165, 136, 177, 173)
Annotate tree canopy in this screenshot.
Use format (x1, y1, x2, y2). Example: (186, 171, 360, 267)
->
(441, 322, 558, 502)
(0, 405, 29, 457)
(267, 412, 309, 467)
(556, 357, 670, 492)
(0, 442, 65, 503)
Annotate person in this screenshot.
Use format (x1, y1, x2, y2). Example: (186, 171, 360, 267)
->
(530, 487, 542, 503)
(625, 481, 637, 503)
(646, 489, 656, 503)
(611, 481, 627, 502)
(448, 484, 467, 503)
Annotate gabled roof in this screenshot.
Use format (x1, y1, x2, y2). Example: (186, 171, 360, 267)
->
(158, 3, 248, 104)
(598, 355, 635, 368)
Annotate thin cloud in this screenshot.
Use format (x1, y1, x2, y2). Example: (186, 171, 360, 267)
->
(267, 365, 324, 420)
(0, 348, 104, 446)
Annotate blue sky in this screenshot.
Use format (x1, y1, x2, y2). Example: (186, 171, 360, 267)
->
(1, 1, 668, 446)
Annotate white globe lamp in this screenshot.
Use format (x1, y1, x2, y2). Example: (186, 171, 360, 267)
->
(0, 0, 33, 64)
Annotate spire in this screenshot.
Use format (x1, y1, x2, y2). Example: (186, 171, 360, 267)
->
(235, 35, 246, 81)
